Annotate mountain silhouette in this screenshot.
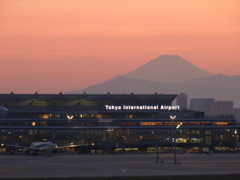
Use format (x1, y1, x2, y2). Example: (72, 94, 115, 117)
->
(125, 55, 212, 83)
(67, 55, 240, 107)
(69, 76, 167, 94)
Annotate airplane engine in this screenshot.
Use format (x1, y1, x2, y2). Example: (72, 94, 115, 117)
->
(24, 149, 30, 153)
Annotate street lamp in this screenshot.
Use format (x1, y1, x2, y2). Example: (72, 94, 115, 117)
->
(174, 122, 182, 164)
(156, 125, 160, 163)
(67, 115, 74, 144)
(170, 115, 177, 164)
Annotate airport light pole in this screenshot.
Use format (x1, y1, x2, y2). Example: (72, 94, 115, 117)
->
(170, 115, 177, 164)
(174, 122, 182, 164)
(156, 125, 159, 163)
(67, 115, 74, 144)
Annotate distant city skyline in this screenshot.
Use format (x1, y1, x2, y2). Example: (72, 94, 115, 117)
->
(0, 0, 239, 93)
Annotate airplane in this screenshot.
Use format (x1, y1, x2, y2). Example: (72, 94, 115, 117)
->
(23, 131, 58, 155)
(1, 131, 90, 156)
(24, 131, 90, 155)
(2, 141, 92, 156)
(24, 141, 58, 155)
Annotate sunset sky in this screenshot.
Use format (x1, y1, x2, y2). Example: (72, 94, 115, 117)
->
(1, 0, 239, 93)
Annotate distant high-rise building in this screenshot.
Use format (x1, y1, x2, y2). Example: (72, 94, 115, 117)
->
(234, 108, 240, 123)
(212, 101, 234, 115)
(190, 98, 215, 115)
(190, 98, 234, 117)
(176, 93, 188, 109)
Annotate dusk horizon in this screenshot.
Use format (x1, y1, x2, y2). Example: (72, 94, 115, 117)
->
(1, 0, 240, 93)
(1, 54, 240, 94)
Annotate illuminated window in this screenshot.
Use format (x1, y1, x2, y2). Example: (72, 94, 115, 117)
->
(96, 114, 103, 119)
(40, 121, 47, 126)
(213, 122, 229, 125)
(32, 122, 36, 126)
(126, 114, 133, 119)
(83, 114, 89, 118)
(190, 138, 200, 143)
(140, 122, 163, 126)
(164, 122, 178, 126)
(176, 138, 187, 143)
(39, 114, 49, 119)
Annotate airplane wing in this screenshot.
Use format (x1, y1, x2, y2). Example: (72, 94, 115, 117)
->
(56, 143, 91, 149)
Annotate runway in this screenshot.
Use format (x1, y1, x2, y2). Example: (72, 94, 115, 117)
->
(0, 153, 240, 178)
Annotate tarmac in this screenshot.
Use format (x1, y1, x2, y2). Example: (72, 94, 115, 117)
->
(0, 152, 240, 178)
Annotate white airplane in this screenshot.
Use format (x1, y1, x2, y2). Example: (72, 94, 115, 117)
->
(2, 131, 90, 155)
(24, 142, 58, 155)
(24, 142, 81, 155)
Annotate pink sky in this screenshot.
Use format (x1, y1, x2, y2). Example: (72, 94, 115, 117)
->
(0, 0, 240, 93)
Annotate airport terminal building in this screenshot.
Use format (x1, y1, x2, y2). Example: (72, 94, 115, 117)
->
(0, 93, 239, 153)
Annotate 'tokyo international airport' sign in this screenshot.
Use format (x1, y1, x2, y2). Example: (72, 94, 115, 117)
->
(105, 105, 180, 111)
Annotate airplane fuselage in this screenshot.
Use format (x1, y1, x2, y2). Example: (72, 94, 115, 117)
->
(25, 142, 57, 155)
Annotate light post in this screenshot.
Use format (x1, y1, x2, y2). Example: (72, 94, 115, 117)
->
(67, 115, 74, 144)
(156, 125, 159, 163)
(174, 122, 182, 164)
(174, 126, 177, 164)
(170, 115, 176, 164)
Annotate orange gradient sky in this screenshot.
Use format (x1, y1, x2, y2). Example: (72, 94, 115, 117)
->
(0, 0, 240, 93)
